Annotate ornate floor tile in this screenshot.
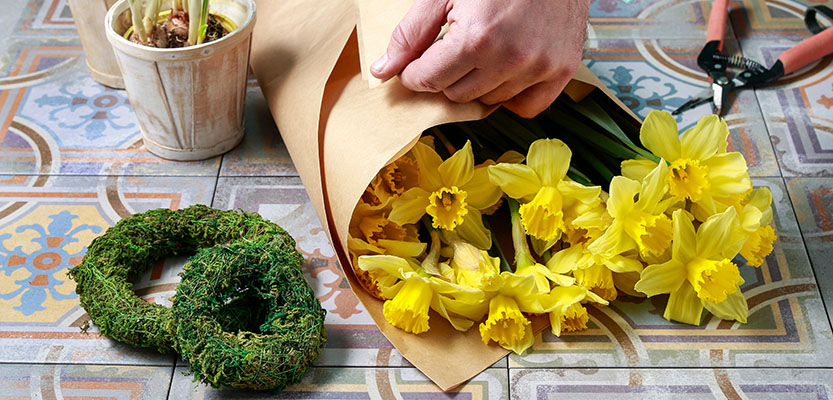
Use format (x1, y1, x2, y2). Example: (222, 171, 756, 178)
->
(218, 86, 297, 177)
(211, 176, 509, 369)
(742, 40, 833, 176)
(0, 40, 221, 177)
(510, 177, 833, 369)
(0, 363, 172, 399)
(509, 368, 833, 399)
(585, 38, 779, 177)
(169, 366, 508, 400)
(587, 0, 737, 40)
(786, 177, 833, 323)
(12, 0, 77, 39)
(0, 175, 215, 365)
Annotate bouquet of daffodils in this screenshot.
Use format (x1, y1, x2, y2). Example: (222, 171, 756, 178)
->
(348, 103, 776, 354)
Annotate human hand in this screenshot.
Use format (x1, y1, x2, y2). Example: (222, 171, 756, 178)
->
(370, 0, 590, 118)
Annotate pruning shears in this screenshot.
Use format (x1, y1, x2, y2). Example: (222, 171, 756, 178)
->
(673, 0, 833, 116)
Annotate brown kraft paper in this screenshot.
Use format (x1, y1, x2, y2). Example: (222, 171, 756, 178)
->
(249, 0, 640, 390)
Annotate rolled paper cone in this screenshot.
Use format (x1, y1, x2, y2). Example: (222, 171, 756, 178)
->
(249, 0, 640, 390)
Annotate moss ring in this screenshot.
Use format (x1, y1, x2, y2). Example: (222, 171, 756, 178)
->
(69, 205, 303, 353)
(172, 238, 327, 391)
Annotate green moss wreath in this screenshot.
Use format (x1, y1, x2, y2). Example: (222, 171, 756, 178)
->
(69, 205, 320, 345)
(171, 238, 327, 390)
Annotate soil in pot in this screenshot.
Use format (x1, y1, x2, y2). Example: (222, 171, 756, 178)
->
(126, 11, 232, 48)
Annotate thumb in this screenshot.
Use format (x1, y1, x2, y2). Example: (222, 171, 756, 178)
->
(371, 0, 449, 80)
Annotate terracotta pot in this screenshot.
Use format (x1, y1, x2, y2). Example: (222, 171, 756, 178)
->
(106, 0, 255, 161)
(68, 0, 125, 88)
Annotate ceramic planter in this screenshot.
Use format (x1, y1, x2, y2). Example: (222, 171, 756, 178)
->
(106, 0, 255, 161)
(68, 0, 125, 88)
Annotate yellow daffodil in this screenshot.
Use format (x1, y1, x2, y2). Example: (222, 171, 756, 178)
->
(479, 272, 558, 354)
(634, 208, 748, 325)
(588, 162, 673, 259)
(489, 138, 601, 242)
(563, 198, 611, 246)
(444, 233, 503, 292)
(509, 198, 575, 293)
(546, 285, 608, 336)
(621, 111, 752, 221)
(348, 200, 426, 259)
(547, 244, 643, 301)
(735, 188, 777, 267)
(358, 254, 487, 333)
(389, 141, 501, 249)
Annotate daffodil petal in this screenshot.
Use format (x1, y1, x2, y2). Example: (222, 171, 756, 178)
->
(607, 176, 640, 219)
(663, 281, 704, 325)
(635, 161, 669, 212)
(603, 254, 644, 274)
(488, 163, 541, 199)
(703, 287, 748, 323)
(640, 110, 681, 160)
(634, 259, 686, 297)
(439, 141, 475, 187)
(509, 323, 535, 355)
(680, 114, 728, 160)
(348, 236, 384, 255)
(703, 152, 752, 196)
(439, 295, 489, 320)
(528, 138, 571, 185)
(376, 239, 428, 258)
(461, 165, 503, 210)
(410, 141, 444, 190)
(558, 180, 602, 205)
(357, 254, 419, 278)
(696, 207, 738, 259)
(621, 159, 659, 181)
(389, 187, 431, 225)
(497, 150, 526, 164)
(546, 244, 585, 274)
(672, 209, 697, 263)
(430, 296, 475, 332)
(455, 207, 492, 250)
(587, 220, 635, 257)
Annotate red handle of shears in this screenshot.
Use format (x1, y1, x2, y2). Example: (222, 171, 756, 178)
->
(779, 28, 833, 75)
(706, 0, 729, 51)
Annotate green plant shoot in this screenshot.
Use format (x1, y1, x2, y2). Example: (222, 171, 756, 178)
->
(127, 0, 147, 44)
(142, 0, 162, 40)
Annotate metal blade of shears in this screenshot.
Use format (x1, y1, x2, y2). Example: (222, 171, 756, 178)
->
(672, 87, 713, 115)
(711, 82, 726, 116)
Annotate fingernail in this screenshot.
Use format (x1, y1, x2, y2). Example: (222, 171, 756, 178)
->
(371, 54, 388, 75)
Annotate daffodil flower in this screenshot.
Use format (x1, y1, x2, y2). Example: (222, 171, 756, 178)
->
(389, 141, 501, 249)
(546, 285, 608, 336)
(588, 162, 674, 259)
(479, 272, 559, 354)
(547, 243, 643, 301)
(634, 208, 748, 325)
(621, 111, 752, 221)
(734, 188, 777, 267)
(509, 199, 575, 293)
(444, 233, 503, 292)
(348, 200, 426, 259)
(489, 138, 601, 242)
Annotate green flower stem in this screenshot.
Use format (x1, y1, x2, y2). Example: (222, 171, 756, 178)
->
(127, 0, 147, 44)
(142, 0, 162, 40)
(508, 199, 535, 271)
(420, 230, 442, 276)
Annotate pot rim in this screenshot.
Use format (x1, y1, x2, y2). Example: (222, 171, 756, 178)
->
(105, 0, 255, 56)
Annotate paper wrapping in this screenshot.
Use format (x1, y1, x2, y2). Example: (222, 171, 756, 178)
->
(249, 0, 640, 390)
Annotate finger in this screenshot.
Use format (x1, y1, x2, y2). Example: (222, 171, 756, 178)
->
(371, 0, 450, 80)
(440, 67, 506, 102)
(504, 79, 568, 118)
(399, 33, 477, 93)
(478, 79, 533, 105)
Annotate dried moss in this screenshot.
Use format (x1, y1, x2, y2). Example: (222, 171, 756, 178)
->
(68, 204, 327, 388)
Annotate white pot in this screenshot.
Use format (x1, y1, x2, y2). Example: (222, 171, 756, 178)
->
(106, 0, 255, 161)
(68, 0, 125, 88)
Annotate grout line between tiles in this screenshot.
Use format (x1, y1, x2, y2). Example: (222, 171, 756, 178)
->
(0, 173, 301, 179)
(504, 366, 833, 370)
(165, 362, 176, 399)
(779, 175, 833, 334)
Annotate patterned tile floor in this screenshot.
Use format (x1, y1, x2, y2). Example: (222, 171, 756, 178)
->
(0, 0, 831, 398)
